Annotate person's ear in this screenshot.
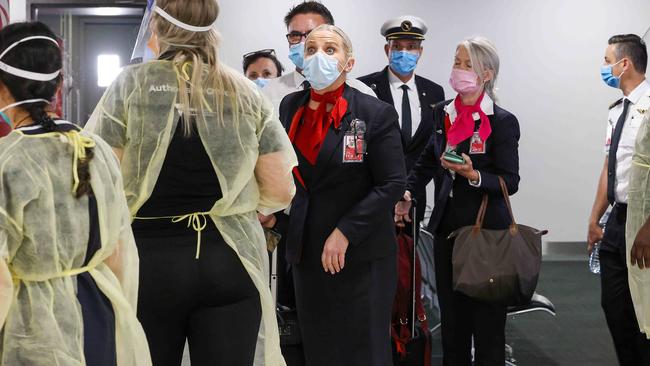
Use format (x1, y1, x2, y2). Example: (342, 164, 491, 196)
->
(482, 69, 494, 83)
(623, 58, 633, 72)
(384, 44, 390, 58)
(344, 57, 355, 73)
(0, 83, 12, 102)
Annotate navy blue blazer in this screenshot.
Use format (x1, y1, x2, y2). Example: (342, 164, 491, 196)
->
(359, 67, 445, 220)
(406, 99, 521, 234)
(277, 85, 406, 264)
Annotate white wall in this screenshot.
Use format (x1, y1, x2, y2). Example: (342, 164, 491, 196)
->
(10, 0, 26, 22)
(213, 0, 650, 243)
(13, 0, 650, 242)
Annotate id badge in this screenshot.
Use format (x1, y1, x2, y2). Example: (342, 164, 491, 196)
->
(469, 132, 486, 154)
(343, 119, 366, 163)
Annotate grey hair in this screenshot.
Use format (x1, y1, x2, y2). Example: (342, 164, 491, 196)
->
(306, 24, 354, 58)
(459, 36, 500, 102)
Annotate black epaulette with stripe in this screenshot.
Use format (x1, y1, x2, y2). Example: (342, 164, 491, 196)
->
(609, 98, 623, 110)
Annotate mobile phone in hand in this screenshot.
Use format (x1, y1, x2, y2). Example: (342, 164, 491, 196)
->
(442, 151, 465, 164)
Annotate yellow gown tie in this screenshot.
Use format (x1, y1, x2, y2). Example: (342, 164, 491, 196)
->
(172, 212, 208, 259)
(133, 212, 210, 259)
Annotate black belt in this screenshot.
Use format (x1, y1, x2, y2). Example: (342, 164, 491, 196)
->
(613, 203, 628, 221)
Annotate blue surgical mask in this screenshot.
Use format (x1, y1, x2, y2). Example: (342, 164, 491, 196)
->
(302, 51, 347, 91)
(254, 78, 270, 88)
(288, 42, 305, 69)
(390, 50, 419, 76)
(601, 59, 625, 88)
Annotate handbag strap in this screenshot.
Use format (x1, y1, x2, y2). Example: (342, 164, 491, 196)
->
(498, 177, 517, 228)
(474, 194, 489, 230)
(474, 177, 517, 231)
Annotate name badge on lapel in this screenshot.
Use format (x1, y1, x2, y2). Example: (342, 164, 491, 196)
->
(343, 119, 366, 163)
(469, 131, 486, 154)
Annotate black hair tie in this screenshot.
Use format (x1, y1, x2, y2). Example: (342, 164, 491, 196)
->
(38, 112, 57, 132)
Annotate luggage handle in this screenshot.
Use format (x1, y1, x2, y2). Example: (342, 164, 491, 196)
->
(474, 176, 518, 234)
(410, 198, 418, 339)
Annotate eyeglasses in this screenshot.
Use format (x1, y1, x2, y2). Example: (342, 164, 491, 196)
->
(243, 49, 276, 62)
(286, 30, 312, 45)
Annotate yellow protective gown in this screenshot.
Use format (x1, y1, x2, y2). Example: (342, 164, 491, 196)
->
(0, 127, 151, 365)
(627, 113, 650, 337)
(85, 60, 297, 365)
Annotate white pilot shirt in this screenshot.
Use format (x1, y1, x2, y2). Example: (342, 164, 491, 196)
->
(604, 79, 650, 204)
(388, 68, 421, 137)
(262, 70, 377, 113)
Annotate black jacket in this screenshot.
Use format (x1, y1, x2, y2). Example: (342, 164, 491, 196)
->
(277, 85, 406, 264)
(359, 67, 445, 219)
(358, 66, 445, 170)
(406, 99, 521, 235)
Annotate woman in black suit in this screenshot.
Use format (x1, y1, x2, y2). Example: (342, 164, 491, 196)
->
(265, 24, 406, 366)
(395, 36, 521, 366)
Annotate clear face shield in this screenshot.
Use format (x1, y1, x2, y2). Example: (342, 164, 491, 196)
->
(130, 0, 156, 64)
(130, 0, 217, 65)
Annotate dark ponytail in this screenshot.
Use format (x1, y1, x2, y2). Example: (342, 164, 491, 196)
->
(0, 22, 93, 197)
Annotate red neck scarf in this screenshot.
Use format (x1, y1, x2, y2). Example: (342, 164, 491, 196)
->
(293, 83, 347, 165)
(446, 92, 492, 146)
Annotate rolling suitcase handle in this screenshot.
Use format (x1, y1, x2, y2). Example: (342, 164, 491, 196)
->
(271, 244, 278, 303)
(410, 198, 418, 338)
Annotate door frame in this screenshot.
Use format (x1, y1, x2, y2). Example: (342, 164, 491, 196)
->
(28, 0, 146, 20)
(78, 16, 142, 123)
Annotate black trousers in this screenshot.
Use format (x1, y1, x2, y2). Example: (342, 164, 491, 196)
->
(134, 227, 261, 366)
(434, 232, 506, 366)
(600, 204, 650, 366)
(293, 253, 397, 366)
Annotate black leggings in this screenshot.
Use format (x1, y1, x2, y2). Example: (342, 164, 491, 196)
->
(134, 228, 261, 366)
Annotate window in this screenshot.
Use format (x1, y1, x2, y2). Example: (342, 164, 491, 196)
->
(97, 54, 122, 87)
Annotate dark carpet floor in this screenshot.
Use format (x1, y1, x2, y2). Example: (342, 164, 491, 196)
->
(429, 260, 618, 365)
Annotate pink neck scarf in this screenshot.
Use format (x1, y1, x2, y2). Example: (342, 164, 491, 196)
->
(447, 92, 492, 146)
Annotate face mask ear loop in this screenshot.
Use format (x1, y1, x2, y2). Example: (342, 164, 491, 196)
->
(340, 58, 351, 73)
(617, 59, 627, 79)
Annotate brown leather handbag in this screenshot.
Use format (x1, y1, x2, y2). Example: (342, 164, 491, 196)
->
(449, 177, 547, 306)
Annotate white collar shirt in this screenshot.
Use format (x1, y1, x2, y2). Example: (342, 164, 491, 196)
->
(387, 68, 421, 136)
(604, 79, 650, 203)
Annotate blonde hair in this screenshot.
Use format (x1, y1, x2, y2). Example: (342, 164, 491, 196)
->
(152, 0, 254, 134)
(306, 24, 354, 58)
(459, 36, 500, 102)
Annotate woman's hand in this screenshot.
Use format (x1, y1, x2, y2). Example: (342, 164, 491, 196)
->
(394, 191, 412, 228)
(257, 213, 277, 229)
(440, 153, 479, 181)
(322, 228, 349, 274)
(631, 219, 650, 269)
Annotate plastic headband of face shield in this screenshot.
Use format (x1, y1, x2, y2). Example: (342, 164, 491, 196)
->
(0, 36, 61, 81)
(152, 6, 217, 32)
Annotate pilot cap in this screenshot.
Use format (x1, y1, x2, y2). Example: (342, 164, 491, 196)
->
(381, 15, 427, 41)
